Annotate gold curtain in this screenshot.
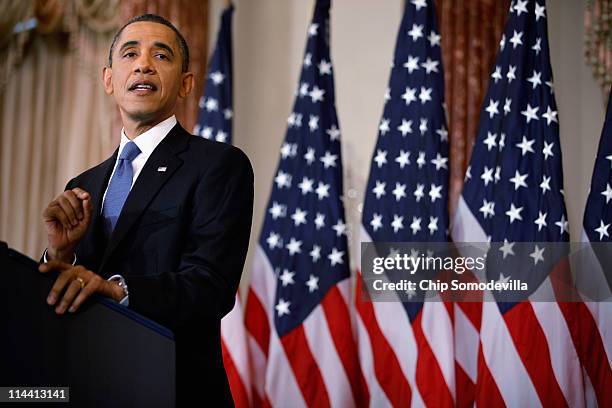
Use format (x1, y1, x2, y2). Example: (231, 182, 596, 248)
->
(435, 0, 510, 215)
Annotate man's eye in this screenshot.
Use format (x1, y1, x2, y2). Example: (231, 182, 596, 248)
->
(156, 54, 168, 60)
(123, 52, 136, 58)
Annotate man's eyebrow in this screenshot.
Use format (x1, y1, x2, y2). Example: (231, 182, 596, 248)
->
(153, 41, 175, 56)
(118, 40, 139, 52)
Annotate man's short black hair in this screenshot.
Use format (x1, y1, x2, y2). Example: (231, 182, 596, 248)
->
(108, 14, 190, 72)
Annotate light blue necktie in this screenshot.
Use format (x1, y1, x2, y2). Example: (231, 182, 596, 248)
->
(102, 141, 141, 236)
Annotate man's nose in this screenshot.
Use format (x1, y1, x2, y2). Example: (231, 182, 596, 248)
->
(134, 54, 155, 74)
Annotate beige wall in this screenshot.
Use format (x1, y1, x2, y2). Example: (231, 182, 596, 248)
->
(208, 0, 605, 288)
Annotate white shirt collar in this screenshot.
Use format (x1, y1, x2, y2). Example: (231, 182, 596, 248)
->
(118, 115, 177, 157)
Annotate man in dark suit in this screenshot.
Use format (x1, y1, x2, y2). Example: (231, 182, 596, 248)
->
(39, 14, 253, 406)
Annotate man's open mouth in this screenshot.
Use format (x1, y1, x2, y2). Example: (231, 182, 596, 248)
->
(128, 81, 158, 92)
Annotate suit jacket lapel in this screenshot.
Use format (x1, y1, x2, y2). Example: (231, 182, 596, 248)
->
(99, 125, 189, 272)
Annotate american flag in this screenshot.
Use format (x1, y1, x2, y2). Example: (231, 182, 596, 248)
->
(193, 4, 234, 143)
(579, 88, 612, 406)
(194, 5, 252, 407)
(356, 0, 454, 406)
(452, 0, 603, 405)
(244, 0, 366, 406)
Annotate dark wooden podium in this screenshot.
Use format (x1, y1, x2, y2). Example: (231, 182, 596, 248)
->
(0, 241, 176, 407)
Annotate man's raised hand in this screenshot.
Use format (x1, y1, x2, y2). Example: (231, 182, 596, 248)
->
(43, 188, 92, 263)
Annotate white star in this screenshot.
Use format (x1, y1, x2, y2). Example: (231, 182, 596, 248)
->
(499, 239, 515, 259)
(481, 166, 495, 186)
(499, 133, 506, 150)
(479, 199, 495, 219)
(516, 135, 536, 155)
(328, 247, 344, 266)
(506, 203, 524, 223)
(419, 118, 428, 134)
(314, 213, 325, 230)
(555, 214, 569, 235)
(429, 183, 443, 202)
(428, 216, 439, 235)
(320, 151, 338, 168)
(398, 119, 413, 136)
(535, 3, 546, 20)
(309, 86, 325, 103)
(308, 23, 319, 37)
(266, 232, 281, 249)
(540, 175, 551, 194)
(514, 0, 528, 16)
(422, 58, 440, 74)
(416, 151, 426, 169)
(436, 126, 448, 142)
(521, 104, 539, 123)
(280, 142, 295, 159)
(223, 109, 233, 120)
(503, 98, 512, 115)
(372, 181, 386, 199)
(495, 166, 502, 183)
(527, 70, 542, 89)
(532, 37, 542, 54)
(509, 170, 528, 190)
(484, 131, 497, 151)
(275, 298, 290, 316)
(371, 213, 383, 231)
(602, 183, 612, 203)
(534, 211, 548, 232)
(305, 275, 319, 292)
(491, 66, 502, 83)
(286, 238, 302, 255)
(542, 106, 558, 125)
(374, 149, 388, 168)
(198, 96, 205, 108)
(315, 182, 330, 200)
(542, 141, 554, 160)
(291, 208, 307, 226)
(530, 245, 545, 265)
(595, 220, 610, 240)
(507, 65, 516, 82)
(500, 34, 506, 50)
(379, 118, 391, 135)
(210, 71, 225, 85)
(419, 87, 433, 104)
(318, 59, 332, 75)
(509, 30, 523, 49)
(431, 153, 448, 170)
(304, 147, 316, 165)
(414, 183, 425, 202)
(465, 165, 472, 181)
(201, 127, 213, 138)
(546, 80, 554, 93)
(403, 55, 420, 73)
(395, 150, 411, 168)
(205, 97, 218, 112)
(279, 269, 295, 286)
(407, 24, 424, 41)
(308, 115, 319, 131)
(274, 170, 292, 189)
(428, 31, 441, 47)
(411, 0, 427, 10)
(402, 87, 417, 105)
(391, 215, 404, 233)
(410, 216, 422, 235)
(332, 219, 347, 237)
(299, 82, 309, 97)
(392, 182, 407, 201)
(310, 245, 321, 262)
(215, 131, 228, 143)
(496, 273, 511, 289)
(485, 99, 499, 118)
(269, 202, 286, 220)
(326, 125, 341, 141)
(384, 87, 391, 102)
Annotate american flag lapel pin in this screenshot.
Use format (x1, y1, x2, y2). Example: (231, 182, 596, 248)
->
(157, 166, 167, 172)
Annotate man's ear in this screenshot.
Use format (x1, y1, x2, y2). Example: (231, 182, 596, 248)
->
(102, 66, 114, 95)
(178, 71, 194, 99)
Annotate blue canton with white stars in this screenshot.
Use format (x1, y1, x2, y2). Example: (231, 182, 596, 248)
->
(193, 5, 234, 144)
(461, 0, 569, 310)
(361, 0, 449, 321)
(259, 0, 349, 337)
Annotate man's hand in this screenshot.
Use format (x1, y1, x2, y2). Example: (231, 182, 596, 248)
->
(39, 261, 124, 314)
(43, 188, 92, 263)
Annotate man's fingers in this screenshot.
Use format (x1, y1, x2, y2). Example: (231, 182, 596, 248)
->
(43, 265, 74, 304)
(39, 259, 72, 274)
(55, 279, 82, 314)
(71, 188, 90, 201)
(63, 191, 84, 221)
(44, 202, 71, 230)
(68, 283, 96, 313)
(56, 195, 79, 227)
(82, 198, 92, 225)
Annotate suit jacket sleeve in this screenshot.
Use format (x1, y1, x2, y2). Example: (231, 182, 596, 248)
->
(126, 147, 254, 330)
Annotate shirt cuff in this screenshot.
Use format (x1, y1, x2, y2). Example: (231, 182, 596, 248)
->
(107, 274, 129, 306)
(42, 248, 77, 265)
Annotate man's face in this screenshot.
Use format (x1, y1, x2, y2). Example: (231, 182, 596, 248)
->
(103, 21, 193, 124)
